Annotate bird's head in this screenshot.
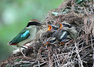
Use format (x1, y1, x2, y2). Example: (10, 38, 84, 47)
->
(62, 21, 72, 28)
(57, 21, 72, 31)
(43, 37, 56, 46)
(44, 41, 50, 46)
(26, 19, 43, 28)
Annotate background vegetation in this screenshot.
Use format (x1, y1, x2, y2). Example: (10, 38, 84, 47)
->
(0, 0, 63, 61)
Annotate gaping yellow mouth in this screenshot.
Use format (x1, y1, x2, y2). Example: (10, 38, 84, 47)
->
(47, 24, 52, 31)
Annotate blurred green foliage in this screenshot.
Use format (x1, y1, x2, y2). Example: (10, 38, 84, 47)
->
(0, 0, 63, 61)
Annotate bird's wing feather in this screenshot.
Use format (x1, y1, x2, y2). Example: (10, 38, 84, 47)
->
(10, 29, 30, 44)
(58, 30, 69, 41)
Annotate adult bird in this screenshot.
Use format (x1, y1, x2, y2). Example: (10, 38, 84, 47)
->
(8, 19, 43, 57)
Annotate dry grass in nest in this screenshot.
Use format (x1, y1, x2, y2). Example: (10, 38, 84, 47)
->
(1, 0, 94, 67)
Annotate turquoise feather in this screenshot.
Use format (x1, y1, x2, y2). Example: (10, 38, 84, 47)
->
(10, 29, 30, 45)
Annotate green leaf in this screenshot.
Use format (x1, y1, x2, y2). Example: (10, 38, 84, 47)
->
(6, 65, 12, 67)
(14, 58, 21, 62)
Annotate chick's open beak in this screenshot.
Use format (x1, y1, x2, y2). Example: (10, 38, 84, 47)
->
(47, 24, 52, 31)
(44, 42, 50, 46)
(58, 23, 63, 30)
(60, 42, 65, 46)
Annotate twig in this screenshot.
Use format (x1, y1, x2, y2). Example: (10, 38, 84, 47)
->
(74, 42, 84, 67)
(90, 35, 94, 67)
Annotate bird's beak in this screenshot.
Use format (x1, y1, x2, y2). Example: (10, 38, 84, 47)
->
(43, 42, 50, 46)
(38, 23, 46, 27)
(46, 24, 52, 31)
(60, 42, 65, 46)
(41, 24, 46, 27)
(58, 23, 63, 30)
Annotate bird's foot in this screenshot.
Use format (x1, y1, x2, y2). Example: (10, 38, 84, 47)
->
(21, 52, 26, 58)
(19, 47, 27, 58)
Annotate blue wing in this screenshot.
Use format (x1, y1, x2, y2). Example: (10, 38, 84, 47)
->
(9, 29, 30, 45)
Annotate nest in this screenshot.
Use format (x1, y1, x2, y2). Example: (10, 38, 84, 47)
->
(1, 0, 94, 67)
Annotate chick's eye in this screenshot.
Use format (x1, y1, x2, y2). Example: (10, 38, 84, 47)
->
(63, 24, 72, 28)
